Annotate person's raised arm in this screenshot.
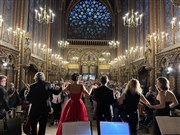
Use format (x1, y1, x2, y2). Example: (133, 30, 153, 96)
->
(82, 84, 97, 96)
(62, 83, 70, 93)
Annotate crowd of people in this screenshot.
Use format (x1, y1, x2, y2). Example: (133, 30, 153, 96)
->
(0, 72, 179, 135)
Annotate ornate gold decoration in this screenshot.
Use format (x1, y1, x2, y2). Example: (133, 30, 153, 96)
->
(171, 0, 180, 6)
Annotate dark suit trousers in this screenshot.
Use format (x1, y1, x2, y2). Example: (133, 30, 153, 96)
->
(30, 112, 48, 135)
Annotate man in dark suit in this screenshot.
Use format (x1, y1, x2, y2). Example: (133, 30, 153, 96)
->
(93, 75, 115, 135)
(0, 75, 9, 119)
(26, 72, 51, 135)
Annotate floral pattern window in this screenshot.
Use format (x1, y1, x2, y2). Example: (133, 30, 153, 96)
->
(67, 0, 112, 40)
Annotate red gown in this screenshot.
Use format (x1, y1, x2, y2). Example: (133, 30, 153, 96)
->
(56, 86, 88, 135)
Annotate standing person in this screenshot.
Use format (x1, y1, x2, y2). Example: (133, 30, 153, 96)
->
(116, 78, 150, 135)
(26, 72, 51, 135)
(0, 75, 10, 119)
(50, 81, 62, 125)
(93, 75, 116, 135)
(148, 77, 178, 135)
(56, 73, 95, 135)
(7, 83, 20, 109)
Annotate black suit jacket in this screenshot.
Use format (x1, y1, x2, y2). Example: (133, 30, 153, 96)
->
(26, 80, 51, 116)
(0, 85, 9, 119)
(93, 85, 115, 119)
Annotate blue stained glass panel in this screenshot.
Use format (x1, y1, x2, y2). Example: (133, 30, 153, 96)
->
(122, 0, 128, 52)
(139, 0, 143, 47)
(144, 0, 149, 39)
(67, 0, 112, 40)
(136, 0, 140, 47)
(174, 5, 180, 43)
(28, 0, 34, 50)
(164, 0, 172, 45)
(3, 0, 13, 42)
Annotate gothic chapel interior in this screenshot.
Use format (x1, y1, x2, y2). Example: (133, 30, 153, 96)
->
(0, 0, 180, 94)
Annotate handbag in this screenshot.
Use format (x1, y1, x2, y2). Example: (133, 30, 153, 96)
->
(23, 104, 31, 134)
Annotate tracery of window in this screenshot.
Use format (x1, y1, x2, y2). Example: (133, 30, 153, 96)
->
(67, 0, 112, 40)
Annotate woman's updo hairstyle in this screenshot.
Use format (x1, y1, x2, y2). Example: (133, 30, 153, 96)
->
(157, 77, 169, 91)
(71, 73, 79, 81)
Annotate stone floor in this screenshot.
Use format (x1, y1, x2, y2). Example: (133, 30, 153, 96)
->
(22, 97, 152, 135)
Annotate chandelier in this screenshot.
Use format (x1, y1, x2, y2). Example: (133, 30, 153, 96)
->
(58, 41, 69, 48)
(123, 9, 143, 27)
(0, 15, 3, 27)
(35, 5, 55, 24)
(171, 17, 180, 32)
(149, 31, 169, 42)
(108, 41, 120, 48)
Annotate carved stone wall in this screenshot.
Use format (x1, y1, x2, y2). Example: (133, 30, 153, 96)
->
(156, 46, 180, 92)
(0, 45, 19, 88)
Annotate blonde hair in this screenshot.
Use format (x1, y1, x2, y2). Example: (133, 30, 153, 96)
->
(125, 78, 142, 94)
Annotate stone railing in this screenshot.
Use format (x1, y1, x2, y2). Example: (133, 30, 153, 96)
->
(67, 39, 110, 46)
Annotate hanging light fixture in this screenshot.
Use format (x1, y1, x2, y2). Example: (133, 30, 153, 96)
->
(108, 41, 120, 48)
(34, 4, 55, 24)
(58, 40, 69, 48)
(123, 9, 143, 27)
(0, 15, 3, 27)
(171, 17, 180, 32)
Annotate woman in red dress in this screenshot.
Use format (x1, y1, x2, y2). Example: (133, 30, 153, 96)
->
(56, 73, 95, 135)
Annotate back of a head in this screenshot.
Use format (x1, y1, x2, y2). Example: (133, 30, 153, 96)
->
(126, 78, 142, 94)
(71, 73, 79, 81)
(101, 75, 108, 85)
(34, 72, 45, 81)
(0, 75, 7, 81)
(157, 77, 169, 91)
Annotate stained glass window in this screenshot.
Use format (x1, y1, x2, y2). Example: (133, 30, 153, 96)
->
(139, 0, 144, 47)
(144, 0, 149, 38)
(174, 5, 180, 43)
(3, 0, 13, 42)
(28, 0, 34, 45)
(164, 0, 172, 45)
(122, 0, 128, 52)
(67, 0, 112, 40)
(136, 0, 140, 48)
